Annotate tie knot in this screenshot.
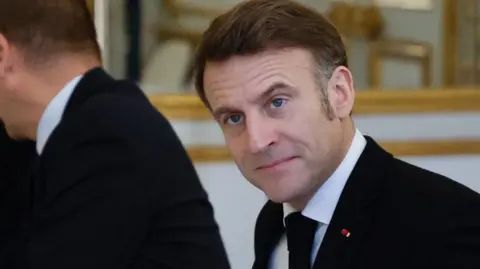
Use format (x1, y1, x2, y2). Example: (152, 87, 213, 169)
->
(284, 212, 318, 248)
(284, 212, 317, 231)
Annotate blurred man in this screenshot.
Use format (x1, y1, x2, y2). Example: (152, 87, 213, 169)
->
(0, 1, 230, 268)
(0, 124, 36, 253)
(192, 0, 480, 268)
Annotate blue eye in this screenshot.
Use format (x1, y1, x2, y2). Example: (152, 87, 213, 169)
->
(270, 98, 285, 108)
(225, 114, 243, 125)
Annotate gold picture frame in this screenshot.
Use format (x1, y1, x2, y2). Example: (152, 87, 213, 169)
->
(368, 39, 432, 88)
(186, 139, 480, 162)
(442, 0, 457, 86)
(154, 0, 224, 56)
(162, 0, 223, 18)
(149, 89, 480, 120)
(86, 0, 94, 13)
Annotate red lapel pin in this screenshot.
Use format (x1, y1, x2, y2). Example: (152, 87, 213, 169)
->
(341, 228, 351, 238)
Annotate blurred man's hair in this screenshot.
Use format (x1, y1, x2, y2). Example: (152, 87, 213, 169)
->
(0, 0, 101, 65)
(193, 0, 347, 112)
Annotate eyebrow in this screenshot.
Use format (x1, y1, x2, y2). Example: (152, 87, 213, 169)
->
(258, 82, 292, 102)
(212, 106, 236, 121)
(211, 82, 293, 120)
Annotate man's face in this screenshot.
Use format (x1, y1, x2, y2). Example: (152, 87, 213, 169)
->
(203, 48, 355, 207)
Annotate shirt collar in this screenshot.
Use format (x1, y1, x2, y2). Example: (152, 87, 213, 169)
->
(283, 129, 367, 225)
(36, 75, 82, 154)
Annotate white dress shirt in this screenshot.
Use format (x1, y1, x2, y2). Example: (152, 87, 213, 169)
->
(269, 129, 367, 269)
(36, 75, 82, 154)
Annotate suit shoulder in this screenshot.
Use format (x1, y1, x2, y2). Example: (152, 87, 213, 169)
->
(71, 84, 174, 142)
(394, 158, 477, 193)
(55, 83, 184, 166)
(388, 158, 480, 212)
(82, 82, 164, 123)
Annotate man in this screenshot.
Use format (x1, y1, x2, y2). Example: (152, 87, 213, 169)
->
(192, 0, 480, 268)
(0, 123, 36, 253)
(0, 1, 230, 268)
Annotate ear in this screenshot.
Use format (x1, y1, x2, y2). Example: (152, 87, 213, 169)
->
(326, 66, 354, 118)
(0, 34, 13, 78)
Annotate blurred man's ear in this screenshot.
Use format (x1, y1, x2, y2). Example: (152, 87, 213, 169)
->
(0, 34, 13, 78)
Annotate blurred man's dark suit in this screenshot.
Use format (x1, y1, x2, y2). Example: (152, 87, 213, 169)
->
(253, 137, 480, 269)
(0, 67, 230, 269)
(0, 125, 36, 253)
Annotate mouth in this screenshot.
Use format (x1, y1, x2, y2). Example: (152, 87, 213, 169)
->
(256, 156, 298, 170)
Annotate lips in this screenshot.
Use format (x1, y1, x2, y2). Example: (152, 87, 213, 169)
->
(256, 156, 297, 170)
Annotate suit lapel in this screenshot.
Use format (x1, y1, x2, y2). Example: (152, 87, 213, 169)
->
(252, 201, 284, 269)
(313, 137, 393, 269)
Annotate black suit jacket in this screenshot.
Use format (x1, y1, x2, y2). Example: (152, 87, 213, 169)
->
(252, 137, 480, 269)
(0, 125, 36, 253)
(0, 68, 230, 269)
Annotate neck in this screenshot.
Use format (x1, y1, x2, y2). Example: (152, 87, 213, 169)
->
(19, 54, 101, 140)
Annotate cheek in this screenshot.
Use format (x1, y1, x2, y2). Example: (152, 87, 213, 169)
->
(226, 139, 256, 177)
(284, 113, 322, 141)
(286, 115, 337, 154)
(225, 138, 245, 164)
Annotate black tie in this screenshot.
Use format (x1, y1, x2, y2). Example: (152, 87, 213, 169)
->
(285, 212, 318, 269)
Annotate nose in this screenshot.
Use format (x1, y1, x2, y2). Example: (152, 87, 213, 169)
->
(246, 117, 277, 154)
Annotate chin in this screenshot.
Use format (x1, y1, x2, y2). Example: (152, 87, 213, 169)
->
(259, 178, 312, 206)
(263, 189, 298, 204)
(247, 171, 308, 204)
(265, 194, 284, 204)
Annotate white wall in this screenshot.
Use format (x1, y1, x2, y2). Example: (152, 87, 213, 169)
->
(195, 163, 265, 269)
(170, 112, 480, 269)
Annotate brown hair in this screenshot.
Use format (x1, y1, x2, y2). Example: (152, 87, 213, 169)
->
(0, 0, 100, 65)
(193, 0, 347, 112)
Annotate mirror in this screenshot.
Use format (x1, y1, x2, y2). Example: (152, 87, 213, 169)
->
(99, 0, 480, 101)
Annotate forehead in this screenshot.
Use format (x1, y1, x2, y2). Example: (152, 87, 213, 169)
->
(203, 48, 317, 108)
